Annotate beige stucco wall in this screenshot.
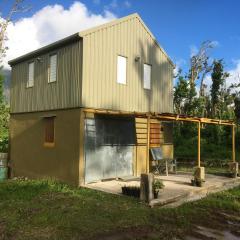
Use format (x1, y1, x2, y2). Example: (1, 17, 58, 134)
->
(82, 15, 173, 113)
(10, 108, 81, 185)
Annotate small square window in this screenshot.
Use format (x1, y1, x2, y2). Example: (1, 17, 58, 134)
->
(27, 62, 34, 88)
(48, 54, 57, 83)
(143, 63, 151, 90)
(117, 55, 127, 84)
(44, 117, 55, 147)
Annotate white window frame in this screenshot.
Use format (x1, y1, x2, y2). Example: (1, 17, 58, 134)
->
(27, 62, 34, 88)
(48, 53, 57, 83)
(143, 63, 151, 90)
(117, 55, 127, 85)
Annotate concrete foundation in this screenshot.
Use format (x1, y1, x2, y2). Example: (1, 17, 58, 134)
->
(85, 173, 240, 208)
(140, 173, 154, 202)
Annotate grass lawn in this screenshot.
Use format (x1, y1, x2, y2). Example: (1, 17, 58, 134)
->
(0, 180, 240, 240)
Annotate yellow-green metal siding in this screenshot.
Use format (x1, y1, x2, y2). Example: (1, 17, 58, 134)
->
(10, 41, 82, 113)
(81, 16, 173, 113)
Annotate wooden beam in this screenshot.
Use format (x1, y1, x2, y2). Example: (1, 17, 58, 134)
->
(82, 108, 235, 126)
(146, 115, 150, 173)
(198, 121, 201, 167)
(79, 109, 85, 186)
(232, 125, 236, 162)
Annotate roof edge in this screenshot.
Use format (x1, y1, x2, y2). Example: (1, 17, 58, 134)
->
(135, 14, 175, 68)
(79, 13, 138, 36)
(8, 13, 175, 68)
(8, 33, 81, 66)
(79, 13, 175, 68)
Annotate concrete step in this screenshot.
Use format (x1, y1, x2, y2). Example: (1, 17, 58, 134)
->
(149, 177, 240, 208)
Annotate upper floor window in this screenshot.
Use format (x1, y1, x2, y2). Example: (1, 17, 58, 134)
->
(117, 55, 127, 85)
(48, 54, 57, 83)
(143, 63, 151, 90)
(27, 62, 34, 88)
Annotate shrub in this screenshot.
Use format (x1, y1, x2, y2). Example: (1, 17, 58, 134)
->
(0, 134, 8, 152)
(121, 186, 140, 198)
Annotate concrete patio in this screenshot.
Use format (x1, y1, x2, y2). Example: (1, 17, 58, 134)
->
(85, 173, 240, 207)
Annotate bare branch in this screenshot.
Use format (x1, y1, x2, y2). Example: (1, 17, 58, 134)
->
(0, 0, 30, 63)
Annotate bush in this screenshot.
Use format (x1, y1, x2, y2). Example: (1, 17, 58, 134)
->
(121, 186, 140, 198)
(153, 179, 164, 191)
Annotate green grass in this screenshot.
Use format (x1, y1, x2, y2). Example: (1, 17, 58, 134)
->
(0, 179, 240, 240)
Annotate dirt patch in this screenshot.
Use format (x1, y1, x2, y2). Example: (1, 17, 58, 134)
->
(186, 211, 240, 240)
(89, 226, 159, 240)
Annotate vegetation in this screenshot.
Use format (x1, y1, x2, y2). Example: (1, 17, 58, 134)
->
(0, 71, 9, 152)
(121, 185, 140, 198)
(0, 1, 28, 152)
(0, 179, 240, 239)
(174, 41, 240, 165)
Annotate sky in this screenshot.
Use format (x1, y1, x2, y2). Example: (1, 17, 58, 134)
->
(1, 0, 240, 87)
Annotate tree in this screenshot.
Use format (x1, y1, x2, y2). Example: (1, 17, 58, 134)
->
(0, 0, 29, 151)
(0, 0, 29, 62)
(173, 76, 189, 114)
(0, 70, 4, 104)
(234, 97, 240, 124)
(189, 40, 214, 96)
(210, 60, 229, 118)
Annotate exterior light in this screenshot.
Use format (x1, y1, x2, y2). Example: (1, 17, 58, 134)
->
(135, 55, 140, 62)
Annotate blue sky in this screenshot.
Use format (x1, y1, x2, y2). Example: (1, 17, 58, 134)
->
(2, 0, 240, 76)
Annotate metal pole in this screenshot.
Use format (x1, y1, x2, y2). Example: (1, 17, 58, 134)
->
(198, 121, 201, 167)
(232, 125, 236, 162)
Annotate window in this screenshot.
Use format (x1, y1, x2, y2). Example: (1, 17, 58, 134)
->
(44, 117, 55, 147)
(143, 63, 151, 90)
(48, 54, 57, 83)
(117, 55, 127, 84)
(27, 62, 34, 87)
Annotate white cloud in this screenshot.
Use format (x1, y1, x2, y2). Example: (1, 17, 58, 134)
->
(202, 74, 212, 93)
(173, 58, 187, 81)
(202, 60, 240, 94)
(106, 0, 118, 9)
(226, 60, 240, 90)
(211, 40, 220, 48)
(3, 1, 116, 68)
(93, 0, 101, 4)
(190, 40, 219, 58)
(190, 45, 198, 57)
(124, 1, 131, 8)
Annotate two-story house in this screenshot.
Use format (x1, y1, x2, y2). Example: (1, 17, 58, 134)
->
(9, 13, 174, 185)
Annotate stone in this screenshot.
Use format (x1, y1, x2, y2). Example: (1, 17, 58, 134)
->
(140, 173, 154, 202)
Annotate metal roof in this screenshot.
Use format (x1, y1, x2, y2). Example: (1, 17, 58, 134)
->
(8, 13, 174, 67)
(8, 33, 81, 65)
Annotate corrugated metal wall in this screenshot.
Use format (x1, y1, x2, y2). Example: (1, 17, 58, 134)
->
(81, 16, 173, 113)
(10, 40, 82, 113)
(10, 15, 173, 114)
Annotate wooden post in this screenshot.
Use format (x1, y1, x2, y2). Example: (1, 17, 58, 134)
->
(232, 124, 236, 162)
(79, 108, 85, 186)
(146, 115, 150, 173)
(197, 121, 201, 167)
(140, 173, 154, 202)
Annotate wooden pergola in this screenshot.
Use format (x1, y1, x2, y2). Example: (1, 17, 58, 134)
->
(155, 113, 236, 168)
(83, 108, 236, 169)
